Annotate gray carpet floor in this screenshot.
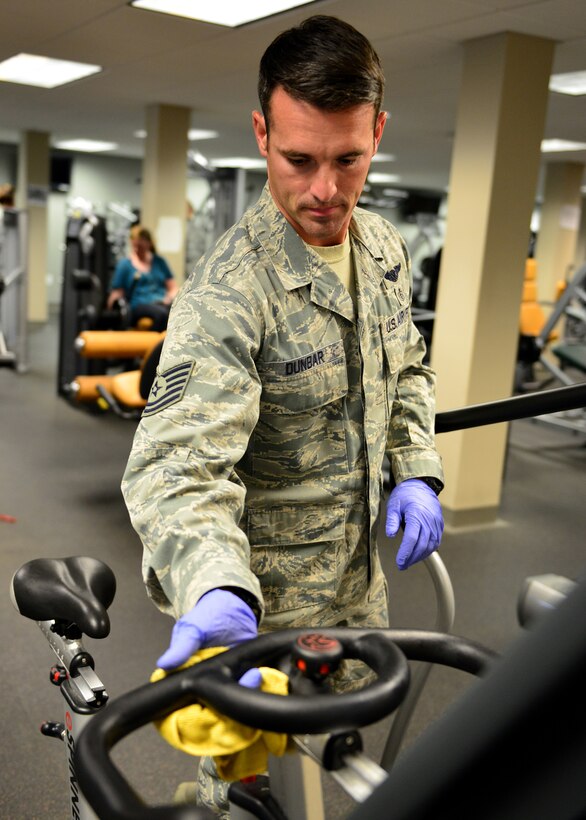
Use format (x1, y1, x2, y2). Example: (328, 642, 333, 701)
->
(1, 317, 585, 818)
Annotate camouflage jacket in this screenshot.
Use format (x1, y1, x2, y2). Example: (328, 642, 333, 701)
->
(122, 185, 443, 620)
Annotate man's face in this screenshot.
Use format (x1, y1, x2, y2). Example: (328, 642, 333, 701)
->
(253, 86, 386, 246)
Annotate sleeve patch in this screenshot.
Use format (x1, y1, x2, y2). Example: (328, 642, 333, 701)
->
(142, 360, 194, 417)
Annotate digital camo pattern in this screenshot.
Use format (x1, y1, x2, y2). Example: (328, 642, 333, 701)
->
(196, 755, 229, 818)
(122, 183, 443, 625)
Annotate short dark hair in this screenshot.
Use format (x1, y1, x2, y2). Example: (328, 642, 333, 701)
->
(258, 15, 385, 132)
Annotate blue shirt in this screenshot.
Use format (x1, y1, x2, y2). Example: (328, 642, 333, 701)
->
(111, 255, 174, 308)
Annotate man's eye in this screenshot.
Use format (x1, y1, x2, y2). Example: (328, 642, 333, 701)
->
(287, 157, 307, 167)
(339, 157, 358, 167)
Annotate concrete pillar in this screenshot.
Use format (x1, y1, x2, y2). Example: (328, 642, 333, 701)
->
(431, 32, 554, 528)
(141, 104, 190, 284)
(535, 162, 584, 298)
(16, 130, 50, 322)
(575, 193, 586, 269)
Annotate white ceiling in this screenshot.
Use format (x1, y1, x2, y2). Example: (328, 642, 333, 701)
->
(1, 0, 585, 192)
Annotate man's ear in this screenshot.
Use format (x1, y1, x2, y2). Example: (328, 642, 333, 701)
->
(252, 110, 268, 156)
(373, 110, 388, 154)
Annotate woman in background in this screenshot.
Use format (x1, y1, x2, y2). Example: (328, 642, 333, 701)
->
(107, 224, 178, 332)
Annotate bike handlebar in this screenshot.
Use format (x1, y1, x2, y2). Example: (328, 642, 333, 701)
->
(74, 627, 495, 820)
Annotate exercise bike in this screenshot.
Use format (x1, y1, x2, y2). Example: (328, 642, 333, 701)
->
(11, 553, 585, 820)
(11, 553, 494, 820)
(10, 383, 586, 819)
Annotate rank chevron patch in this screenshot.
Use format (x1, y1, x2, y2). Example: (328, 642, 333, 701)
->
(143, 360, 194, 417)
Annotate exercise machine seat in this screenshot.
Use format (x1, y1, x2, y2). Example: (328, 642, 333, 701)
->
(70, 374, 116, 403)
(75, 330, 164, 359)
(109, 370, 146, 408)
(552, 342, 586, 373)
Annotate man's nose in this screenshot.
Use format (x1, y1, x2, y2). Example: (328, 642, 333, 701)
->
(310, 167, 337, 203)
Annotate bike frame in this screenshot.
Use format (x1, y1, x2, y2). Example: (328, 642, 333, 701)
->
(13, 552, 464, 820)
(13, 382, 586, 818)
(34, 619, 109, 820)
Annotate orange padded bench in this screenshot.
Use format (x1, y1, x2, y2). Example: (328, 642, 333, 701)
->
(70, 371, 146, 410)
(74, 330, 164, 359)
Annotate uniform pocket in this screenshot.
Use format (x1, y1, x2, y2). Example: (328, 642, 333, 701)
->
(260, 356, 348, 412)
(248, 503, 345, 614)
(253, 360, 349, 483)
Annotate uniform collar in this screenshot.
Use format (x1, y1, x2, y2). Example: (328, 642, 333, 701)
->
(249, 185, 400, 321)
(250, 184, 313, 292)
(250, 186, 353, 320)
(349, 207, 408, 318)
(349, 208, 392, 277)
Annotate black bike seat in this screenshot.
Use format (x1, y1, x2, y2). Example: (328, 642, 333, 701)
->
(11, 556, 116, 639)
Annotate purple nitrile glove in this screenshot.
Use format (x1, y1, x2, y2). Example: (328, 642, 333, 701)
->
(238, 668, 263, 688)
(157, 588, 258, 671)
(386, 479, 444, 570)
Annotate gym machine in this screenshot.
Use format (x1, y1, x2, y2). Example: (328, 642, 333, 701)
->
(11, 554, 584, 820)
(57, 208, 115, 397)
(0, 206, 28, 372)
(517, 261, 586, 436)
(10, 383, 586, 820)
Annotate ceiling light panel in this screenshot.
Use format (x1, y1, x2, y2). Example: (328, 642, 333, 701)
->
(549, 71, 586, 96)
(371, 153, 396, 163)
(0, 53, 101, 88)
(210, 157, 267, 169)
(134, 128, 218, 140)
(368, 172, 401, 184)
(131, 0, 317, 28)
(188, 129, 218, 141)
(541, 139, 586, 153)
(54, 139, 117, 152)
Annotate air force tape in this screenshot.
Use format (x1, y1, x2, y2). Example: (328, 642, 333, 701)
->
(143, 360, 194, 417)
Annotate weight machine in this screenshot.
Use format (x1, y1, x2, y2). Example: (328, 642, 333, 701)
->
(0, 206, 28, 372)
(56, 205, 114, 398)
(518, 262, 586, 436)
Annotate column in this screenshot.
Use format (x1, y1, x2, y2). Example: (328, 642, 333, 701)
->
(574, 192, 586, 269)
(431, 32, 555, 528)
(141, 104, 190, 284)
(535, 161, 585, 299)
(16, 130, 50, 322)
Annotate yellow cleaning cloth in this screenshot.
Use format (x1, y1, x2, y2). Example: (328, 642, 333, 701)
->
(150, 647, 291, 780)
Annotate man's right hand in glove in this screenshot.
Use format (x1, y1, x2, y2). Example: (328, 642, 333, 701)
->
(157, 588, 259, 672)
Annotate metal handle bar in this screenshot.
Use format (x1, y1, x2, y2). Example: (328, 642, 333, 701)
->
(435, 382, 586, 434)
(74, 627, 494, 820)
(381, 552, 455, 770)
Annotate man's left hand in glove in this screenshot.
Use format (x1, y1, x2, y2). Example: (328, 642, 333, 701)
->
(385, 478, 444, 570)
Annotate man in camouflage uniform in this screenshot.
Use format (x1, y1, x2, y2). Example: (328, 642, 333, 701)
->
(122, 15, 444, 817)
